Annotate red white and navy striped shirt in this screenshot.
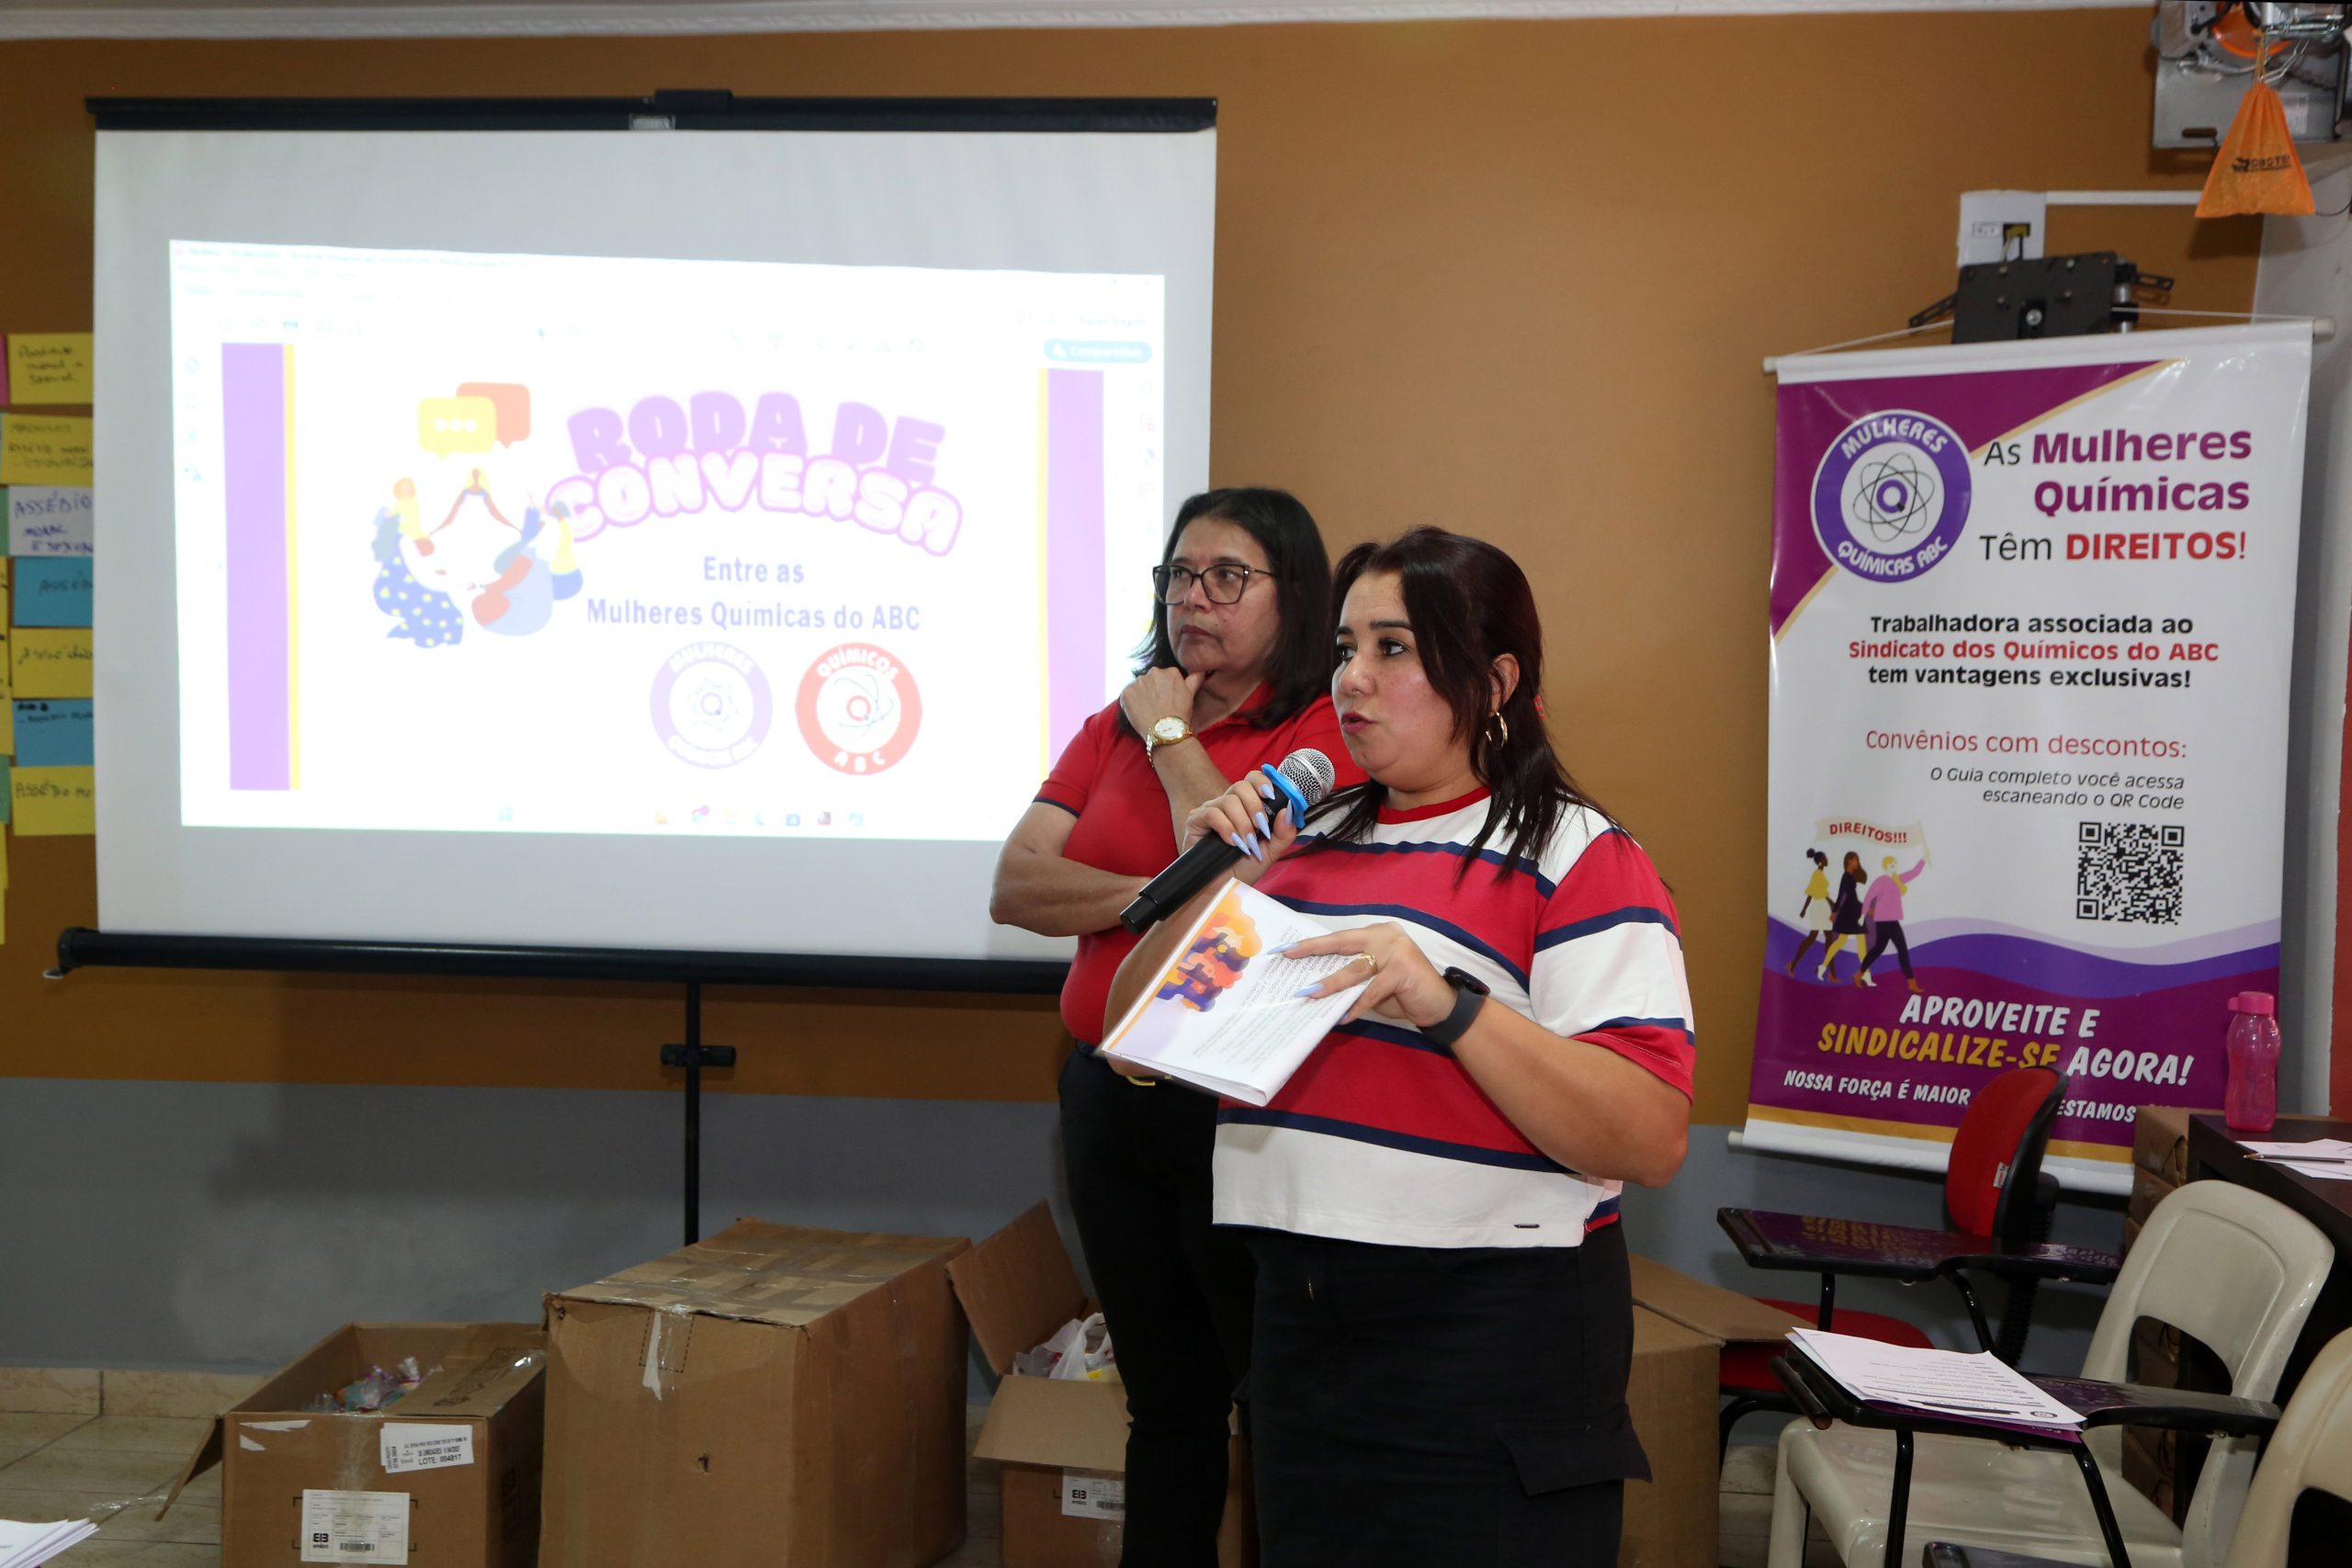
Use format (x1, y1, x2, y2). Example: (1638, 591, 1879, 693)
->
(1214, 786, 1695, 1248)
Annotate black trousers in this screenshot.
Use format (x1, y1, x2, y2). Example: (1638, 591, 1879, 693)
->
(1243, 1224, 1647, 1568)
(1058, 1046, 1254, 1568)
(1861, 919, 1914, 977)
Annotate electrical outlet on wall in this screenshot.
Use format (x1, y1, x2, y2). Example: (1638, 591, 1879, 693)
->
(1957, 190, 2048, 267)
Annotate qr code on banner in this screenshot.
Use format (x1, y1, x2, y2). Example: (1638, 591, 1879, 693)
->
(2075, 822, 2185, 925)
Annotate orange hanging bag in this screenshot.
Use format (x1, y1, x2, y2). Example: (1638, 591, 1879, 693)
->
(2199, 74, 2316, 217)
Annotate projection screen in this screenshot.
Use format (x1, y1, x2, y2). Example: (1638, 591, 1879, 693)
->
(89, 98, 1215, 973)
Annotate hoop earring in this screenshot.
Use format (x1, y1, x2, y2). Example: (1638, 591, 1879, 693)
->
(1485, 710, 1510, 748)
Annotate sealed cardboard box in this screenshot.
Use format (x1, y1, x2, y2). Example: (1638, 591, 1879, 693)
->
(164, 1322, 547, 1568)
(539, 1219, 968, 1568)
(1627, 1256, 1811, 1568)
(952, 1204, 1249, 1568)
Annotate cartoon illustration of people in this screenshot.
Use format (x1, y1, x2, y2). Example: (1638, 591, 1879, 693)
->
(367, 389, 589, 649)
(370, 478, 465, 649)
(543, 499, 584, 602)
(1783, 848, 1834, 976)
(473, 503, 557, 637)
(1815, 851, 1867, 983)
(1155, 911, 1261, 1011)
(1855, 855, 1928, 993)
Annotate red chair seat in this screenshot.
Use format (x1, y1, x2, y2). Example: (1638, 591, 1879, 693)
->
(1718, 1296, 1937, 1393)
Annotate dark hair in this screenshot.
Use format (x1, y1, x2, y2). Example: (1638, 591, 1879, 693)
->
(1312, 526, 1609, 874)
(1130, 488, 1335, 729)
(1807, 848, 1827, 866)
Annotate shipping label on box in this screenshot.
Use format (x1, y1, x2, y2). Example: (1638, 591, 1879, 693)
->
(1061, 1470, 1125, 1521)
(300, 1488, 411, 1565)
(379, 1424, 475, 1474)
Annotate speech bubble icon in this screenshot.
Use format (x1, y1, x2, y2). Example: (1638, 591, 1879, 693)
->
(456, 382, 531, 447)
(418, 395, 498, 458)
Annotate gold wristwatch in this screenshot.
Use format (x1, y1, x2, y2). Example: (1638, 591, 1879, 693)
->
(1144, 716, 1196, 760)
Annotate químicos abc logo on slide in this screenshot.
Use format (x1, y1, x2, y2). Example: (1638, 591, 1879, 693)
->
(1811, 411, 1974, 582)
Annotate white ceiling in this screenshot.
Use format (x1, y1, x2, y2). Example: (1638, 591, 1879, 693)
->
(0, 0, 2145, 41)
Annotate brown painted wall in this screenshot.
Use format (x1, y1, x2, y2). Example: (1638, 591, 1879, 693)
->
(0, 7, 2258, 1124)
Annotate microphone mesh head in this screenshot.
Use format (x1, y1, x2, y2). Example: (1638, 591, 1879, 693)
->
(1277, 749, 1337, 808)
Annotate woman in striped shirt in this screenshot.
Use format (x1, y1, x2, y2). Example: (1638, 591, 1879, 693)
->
(1108, 526, 1694, 1566)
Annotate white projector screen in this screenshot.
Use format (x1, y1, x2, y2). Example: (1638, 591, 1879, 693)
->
(92, 106, 1214, 968)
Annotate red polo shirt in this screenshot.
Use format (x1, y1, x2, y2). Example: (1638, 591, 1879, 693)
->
(1036, 688, 1360, 1043)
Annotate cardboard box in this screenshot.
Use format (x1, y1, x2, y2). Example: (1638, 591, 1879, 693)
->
(2129, 1165, 2177, 1227)
(537, 1219, 968, 1568)
(164, 1322, 547, 1568)
(1627, 1257, 1810, 1568)
(952, 1203, 1250, 1568)
(2133, 1104, 2197, 1185)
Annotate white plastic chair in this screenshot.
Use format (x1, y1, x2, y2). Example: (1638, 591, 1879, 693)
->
(1766, 1179, 2333, 1568)
(1923, 1326, 2352, 1568)
(2216, 1323, 2352, 1566)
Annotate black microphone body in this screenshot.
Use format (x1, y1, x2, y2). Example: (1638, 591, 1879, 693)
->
(1120, 832, 1249, 934)
(1119, 749, 1335, 934)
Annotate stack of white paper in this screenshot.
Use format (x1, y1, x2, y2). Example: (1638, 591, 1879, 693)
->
(0, 1516, 98, 1566)
(2240, 1137, 2352, 1181)
(1790, 1329, 2086, 1426)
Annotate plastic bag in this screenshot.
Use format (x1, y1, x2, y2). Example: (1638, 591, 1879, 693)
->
(1009, 1314, 1120, 1383)
(302, 1355, 435, 1414)
(2199, 79, 2315, 218)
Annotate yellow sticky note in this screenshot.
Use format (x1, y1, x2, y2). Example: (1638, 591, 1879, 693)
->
(0, 830, 9, 889)
(7, 333, 94, 405)
(14, 764, 94, 835)
(10, 627, 90, 698)
(1, 558, 11, 592)
(0, 414, 93, 486)
(0, 697, 11, 754)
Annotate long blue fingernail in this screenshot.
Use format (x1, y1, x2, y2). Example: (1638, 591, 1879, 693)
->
(1291, 984, 1321, 998)
(1254, 811, 1272, 837)
(1242, 833, 1261, 859)
(1268, 941, 1295, 956)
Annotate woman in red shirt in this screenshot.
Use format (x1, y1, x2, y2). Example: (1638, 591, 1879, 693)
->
(991, 488, 1357, 1566)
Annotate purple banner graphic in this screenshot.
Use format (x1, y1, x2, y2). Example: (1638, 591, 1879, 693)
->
(1754, 328, 2312, 1185)
(1045, 368, 1106, 766)
(222, 343, 292, 792)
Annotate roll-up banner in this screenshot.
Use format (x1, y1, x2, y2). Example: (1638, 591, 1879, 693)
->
(1751, 324, 2312, 1194)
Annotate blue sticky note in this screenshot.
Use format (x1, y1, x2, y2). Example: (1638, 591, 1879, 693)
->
(14, 698, 92, 766)
(12, 557, 91, 627)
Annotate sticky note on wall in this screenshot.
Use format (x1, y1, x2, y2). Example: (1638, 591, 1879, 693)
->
(0, 415, 93, 487)
(14, 700, 91, 766)
(14, 763, 94, 835)
(10, 627, 92, 698)
(6, 334, 94, 405)
(13, 558, 91, 626)
(6, 487, 94, 557)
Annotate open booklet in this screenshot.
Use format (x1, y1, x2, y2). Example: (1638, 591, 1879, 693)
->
(1098, 877, 1362, 1104)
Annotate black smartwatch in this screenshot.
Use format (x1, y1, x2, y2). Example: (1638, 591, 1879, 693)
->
(1422, 966, 1490, 1048)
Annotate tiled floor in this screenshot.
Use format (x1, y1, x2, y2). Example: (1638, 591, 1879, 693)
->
(0, 1409, 220, 1563)
(0, 1397, 1010, 1567)
(0, 1385, 1806, 1568)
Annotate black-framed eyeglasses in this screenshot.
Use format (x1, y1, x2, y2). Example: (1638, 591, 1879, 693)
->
(1152, 563, 1275, 605)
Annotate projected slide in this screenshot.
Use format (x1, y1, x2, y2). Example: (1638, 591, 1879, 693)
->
(167, 242, 1166, 841)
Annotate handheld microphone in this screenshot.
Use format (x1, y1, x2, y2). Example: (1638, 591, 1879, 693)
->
(1120, 749, 1337, 934)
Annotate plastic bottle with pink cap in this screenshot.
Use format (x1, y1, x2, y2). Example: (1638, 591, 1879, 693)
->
(2223, 990, 2281, 1134)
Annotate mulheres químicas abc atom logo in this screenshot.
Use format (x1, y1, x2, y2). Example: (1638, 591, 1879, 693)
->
(1811, 410, 1973, 582)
